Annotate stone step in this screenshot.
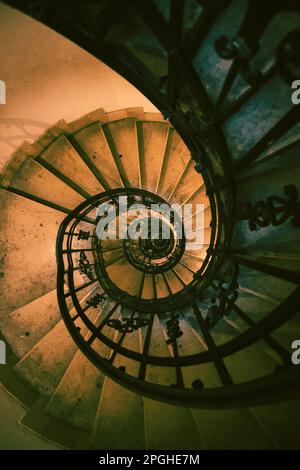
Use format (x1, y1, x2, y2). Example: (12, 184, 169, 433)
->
(157, 128, 191, 201)
(106, 258, 143, 297)
(192, 407, 277, 449)
(137, 120, 170, 193)
(168, 158, 205, 207)
(0, 189, 65, 318)
(46, 299, 119, 432)
(103, 118, 141, 189)
(141, 315, 204, 449)
(13, 288, 100, 397)
(37, 135, 104, 198)
(21, 397, 88, 449)
(0, 146, 83, 210)
(90, 314, 145, 449)
(0, 289, 61, 359)
(72, 122, 123, 190)
(250, 398, 300, 449)
(14, 319, 78, 397)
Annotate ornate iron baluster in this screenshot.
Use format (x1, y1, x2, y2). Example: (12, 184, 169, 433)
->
(85, 292, 107, 309)
(246, 185, 300, 231)
(77, 230, 90, 240)
(165, 312, 183, 345)
(107, 317, 149, 333)
(78, 250, 95, 280)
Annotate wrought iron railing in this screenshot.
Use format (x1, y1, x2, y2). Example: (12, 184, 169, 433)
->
(56, 185, 300, 407)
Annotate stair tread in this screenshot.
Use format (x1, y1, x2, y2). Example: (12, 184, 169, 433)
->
(0, 289, 61, 359)
(105, 118, 141, 189)
(14, 319, 77, 397)
(182, 304, 281, 383)
(250, 399, 300, 449)
(91, 316, 144, 449)
(172, 263, 194, 286)
(169, 158, 205, 205)
(14, 285, 103, 397)
(46, 299, 117, 431)
(144, 398, 204, 450)
(0, 189, 64, 318)
(68, 108, 107, 132)
(155, 274, 171, 298)
(106, 108, 145, 122)
(157, 129, 191, 200)
(106, 259, 143, 297)
(38, 135, 104, 197)
(141, 315, 204, 449)
(192, 407, 277, 450)
(30, 120, 71, 152)
(139, 120, 169, 193)
(2, 153, 83, 210)
(160, 312, 221, 389)
(46, 348, 103, 432)
(164, 269, 186, 293)
(72, 122, 123, 189)
(21, 397, 86, 449)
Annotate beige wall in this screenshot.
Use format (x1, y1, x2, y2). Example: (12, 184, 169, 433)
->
(0, 2, 158, 172)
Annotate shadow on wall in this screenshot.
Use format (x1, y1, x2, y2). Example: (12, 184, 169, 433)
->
(0, 117, 51, 152)
(0, 3, 158, 172)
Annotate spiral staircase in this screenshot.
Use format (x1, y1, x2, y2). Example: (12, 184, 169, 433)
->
(1, 0, 300, 450)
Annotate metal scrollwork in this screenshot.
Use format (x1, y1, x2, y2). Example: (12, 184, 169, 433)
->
(206, 283, 238, 329)
(86, 293, 106, 308)
(78, 230, 90, 240)
(206, 263, 239, 329)
(214, 2, 300, 85)
(78, 250, 95, 280)
(246, 185, 300, 231)
(165, 312, 183, 345)
(215, 34, 261, 85)
(107, 317, 149, 333)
